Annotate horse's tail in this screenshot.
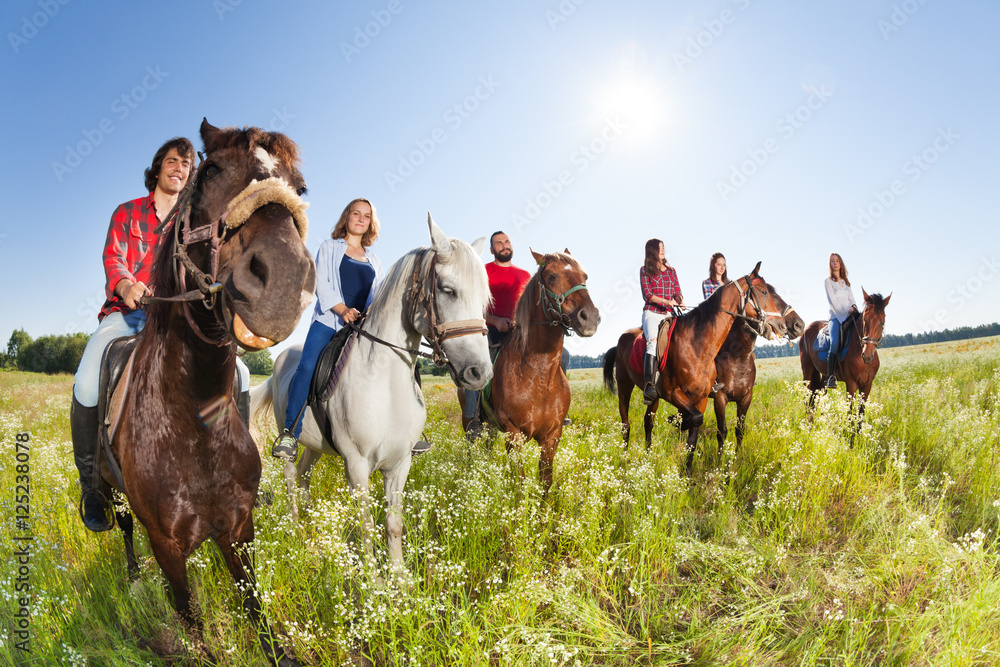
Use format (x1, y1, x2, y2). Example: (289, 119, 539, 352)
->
(602, 347, 617, 395)
(248, 376, 275, 444)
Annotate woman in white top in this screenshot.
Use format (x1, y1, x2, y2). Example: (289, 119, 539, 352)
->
(824, 252, 858, 388)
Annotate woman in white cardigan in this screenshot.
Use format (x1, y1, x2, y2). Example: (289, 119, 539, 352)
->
(824, 252, 858, 388)
(272, 198, 384, 459)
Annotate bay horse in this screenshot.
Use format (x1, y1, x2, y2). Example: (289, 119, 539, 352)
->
(102, 120, 315, 666)
(602, 263, 786, 476)
(251, 214, 493, 567)
(799, 289, 890, 445)
(711, 285, 804, 453)
(466, 250, 600, 491)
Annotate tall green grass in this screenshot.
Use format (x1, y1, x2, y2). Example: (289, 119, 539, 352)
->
(1, 337, 999, 665)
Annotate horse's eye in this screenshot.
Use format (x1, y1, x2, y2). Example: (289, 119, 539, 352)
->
(203, 164, 221, 180)
(441, 286, 456, 296)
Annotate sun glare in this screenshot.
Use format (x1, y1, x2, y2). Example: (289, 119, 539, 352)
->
(599, 75, 668, 140)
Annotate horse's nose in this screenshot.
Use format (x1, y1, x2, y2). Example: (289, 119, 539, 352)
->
(791, 320, 805, 337)
(461, 363, 492, 390)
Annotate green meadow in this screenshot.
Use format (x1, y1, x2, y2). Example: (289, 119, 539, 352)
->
(1, 337, 999, 666)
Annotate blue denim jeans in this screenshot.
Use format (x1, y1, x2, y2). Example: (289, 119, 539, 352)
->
(284, 320, 336, 438)
(829, 318, 843, 356)
(73, 311, 147, 407)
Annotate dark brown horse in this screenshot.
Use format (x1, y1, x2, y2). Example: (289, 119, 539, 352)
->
(711, 285, 804, 452)
(101, 120, 315, 666)
(467, 250, 599, 490)
(799, 289, 890, 444)
(602, 264, 786, 476)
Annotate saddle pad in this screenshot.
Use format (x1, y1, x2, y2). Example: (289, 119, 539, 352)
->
(629, 336, 645, 375)
(98, 335, 138, 492)
(814, 320, 850, 363)
(630, 318, 677, 375)
(310, 326, 357, 404)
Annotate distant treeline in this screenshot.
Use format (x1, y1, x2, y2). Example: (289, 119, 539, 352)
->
(1, 328, 275, 375)
(754, 322, 1000, 359)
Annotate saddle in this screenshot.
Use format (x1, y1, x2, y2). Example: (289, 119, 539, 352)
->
(629, 318, 677, 375)
(814, 316, 854, 362)
(309, 325, 358, 404)
(97, 335, 138, 492)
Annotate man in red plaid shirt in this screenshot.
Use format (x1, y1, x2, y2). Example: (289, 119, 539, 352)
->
(640, 238, 685, 405)
(70, 137, 194, 531)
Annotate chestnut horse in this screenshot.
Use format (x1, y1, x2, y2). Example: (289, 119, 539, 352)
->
(799, 289, 890, 445)
(102, 120, 315, 666)
(602, 263, 786, 476)
(469, 250, 599, 490)
(711, 285, 804, 452)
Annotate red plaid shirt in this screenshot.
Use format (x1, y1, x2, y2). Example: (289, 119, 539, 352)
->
(99, 193, 161, 320)
(640, 265, 682, 315)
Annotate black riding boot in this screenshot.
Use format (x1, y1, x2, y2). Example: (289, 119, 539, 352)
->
(643, 353, 658, 405)
(70, 395, 113, 532)
(825, 355, 838, 388)
(236, 389, 250, 428)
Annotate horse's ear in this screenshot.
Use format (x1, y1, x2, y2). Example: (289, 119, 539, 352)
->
(751, 261, 762, 277)
(862, 287, 870, 302)
(883, 292, 891, 306)
(531, 249, 546, 266)
(564, 248, 571, 255)
(427, 212, 451, 258)
(471, 237, 486, 255)
(200, 118, 223, 154)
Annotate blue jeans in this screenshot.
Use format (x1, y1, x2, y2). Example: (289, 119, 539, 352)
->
(284, 320, 336, 438)
(829, 318, 843, 356)
(73, 310, 147, 407)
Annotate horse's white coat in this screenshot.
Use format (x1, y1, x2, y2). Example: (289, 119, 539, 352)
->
(251, 215, 492, 567)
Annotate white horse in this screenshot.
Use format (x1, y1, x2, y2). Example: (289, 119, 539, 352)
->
(251, 214, 492, 565)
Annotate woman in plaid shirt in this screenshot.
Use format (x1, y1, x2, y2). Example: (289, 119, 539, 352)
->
(640, 238, 684, 404)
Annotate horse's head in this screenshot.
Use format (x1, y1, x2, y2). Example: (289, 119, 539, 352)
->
(766, 283, 805, 339)
(860, 289, 890, 363)
(155, 119, 317, 349)
(527, 249, 601, 337)
(735, 262, 787, 339)
(411, 214, 493, 391)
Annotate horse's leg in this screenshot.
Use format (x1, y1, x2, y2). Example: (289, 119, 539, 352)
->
(217, 526, 298, 667)
(343, 457, 376, 567)
(295, 447, 321, 513)
(643, 401, 658, 451)
(382, 459, 412, 567)
(735, 389, 752, 453)
(680, 410, 704, 477)
(115, 502, 139, 581)
(146, 533, 199, 631)
(713, 392, 728, 456)
(538, 428, 562, 493)
(282, 458, 301, 523)
(617, 381, 632, 447)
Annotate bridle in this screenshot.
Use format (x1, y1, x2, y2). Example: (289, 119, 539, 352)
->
(144, 160, 309, 347)
(531, 261, 590, 335)
(855, 308, 885, 354)
(723, 276, 784, 337)
(353, 247, 487, 369)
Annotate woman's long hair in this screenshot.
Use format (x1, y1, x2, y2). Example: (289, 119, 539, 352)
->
(708, 252, 728, 282)
(829, 252, 850, 286)
(331, 198, 380, 247)
(642, 238, 666, 277)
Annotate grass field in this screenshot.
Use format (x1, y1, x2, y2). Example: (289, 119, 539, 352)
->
(2, 337, 999, 666)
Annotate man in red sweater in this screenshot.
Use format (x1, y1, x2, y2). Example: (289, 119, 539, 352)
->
(465, 231, 531, 438)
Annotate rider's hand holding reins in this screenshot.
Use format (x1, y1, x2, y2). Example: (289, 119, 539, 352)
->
(334, 303, 361, 324)
(116, 278, 152, 310)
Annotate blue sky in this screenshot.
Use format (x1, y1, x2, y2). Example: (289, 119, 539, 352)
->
(2, 0, 998, 359)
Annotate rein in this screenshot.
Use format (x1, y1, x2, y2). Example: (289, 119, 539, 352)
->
(855, 309, 885, 351)
(719, 276, 780, 336)
(356, 247, 487, 368)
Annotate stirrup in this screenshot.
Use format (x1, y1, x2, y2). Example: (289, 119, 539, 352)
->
(465, 418, 483, 443)
(643, 383, 658, 405)
(825, 374, 837, 388)
(411, 440, 432, 456)
(271, 432, 298, 461)
(79, 488, 115, 532)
